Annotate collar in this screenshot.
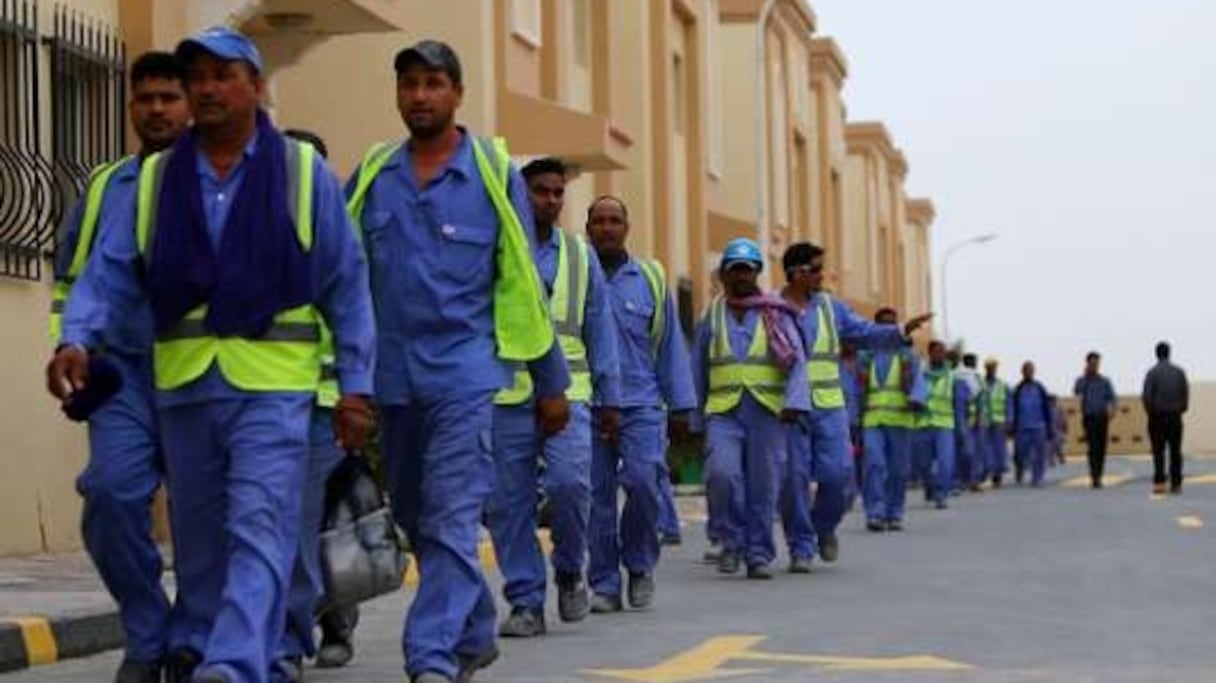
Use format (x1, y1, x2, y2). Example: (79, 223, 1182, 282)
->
(386, 126, 476, 181)
(194, 130, 260, 181)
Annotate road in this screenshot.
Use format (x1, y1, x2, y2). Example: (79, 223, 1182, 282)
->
(8, 456, 1216, 682)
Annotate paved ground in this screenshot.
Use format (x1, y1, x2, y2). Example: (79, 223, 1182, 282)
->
(7, 456, 1216, 682)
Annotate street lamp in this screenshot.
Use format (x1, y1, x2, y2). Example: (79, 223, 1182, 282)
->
(940, 233, 998, 342)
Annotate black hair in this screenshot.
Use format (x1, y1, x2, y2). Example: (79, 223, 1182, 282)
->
(1086, 351, 1101, 363)
(130, 51, 182, 89)
(874, 306, 897, 322)
(929, 340, 946, 352)
(521, 157, 567, 180)
(283, 129, 328, 159)
(1156, 341, 1170, 360)
(781, 242, 824, 274)
(962, 353, 978, 367)
(587, 195, 629, 221)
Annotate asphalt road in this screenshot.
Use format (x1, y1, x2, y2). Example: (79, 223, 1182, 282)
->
(9, 456, 1216, 682)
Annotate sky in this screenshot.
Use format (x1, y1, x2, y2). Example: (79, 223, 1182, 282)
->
(814, 0, 1215, 394)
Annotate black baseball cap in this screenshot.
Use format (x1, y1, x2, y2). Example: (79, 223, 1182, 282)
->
(393, 40, 462, 85)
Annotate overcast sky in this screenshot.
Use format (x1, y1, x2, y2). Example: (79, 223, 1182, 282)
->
(814, 0, 1214, 394)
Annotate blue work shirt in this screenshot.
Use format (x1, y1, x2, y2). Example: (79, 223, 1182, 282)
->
(814, 293, 906, 351)
(62, 130, 377, 406)
(535, 228, 620, 407)
(861, 349, 929, 407)
(691, 304, 810, 416)
(348, 130, 568, 406)
(603, 257, 696, 412)
(54, 156, 152, 357)
(1073, 373, 1116, 416)
(1014, 380, 1052, 432)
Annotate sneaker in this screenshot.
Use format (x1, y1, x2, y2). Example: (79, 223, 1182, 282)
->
(627, 573, 655, 609)
(746, 564, 773, 580)
(788, 556, 813, 574)
(818, 534, 839, 563)
(590, 593, 623, 614)
(556, 571, 590, 622)
(717, 550, 742, 575)
(456, 646, 499, 683)
(163, 649, 200, 683)
(866, 519, 886, 533)
(114, 660, 161, 683)
(498, 606, 546, 638)
(886, 519, 904, 532)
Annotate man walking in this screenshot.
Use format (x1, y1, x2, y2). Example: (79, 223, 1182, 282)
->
(981, 358, 1012, 487)
(1073, 351, 1117, 488)
(913, 341, 970, 509)
(956, 353, 986, 491)
(1142, 342, 1188, 494)
(1012, 361, 1053, 487)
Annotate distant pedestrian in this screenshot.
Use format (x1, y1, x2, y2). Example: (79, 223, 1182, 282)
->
(1141, 342, 1188, 494)
(1073, 351, 1117, 488)
(1012, 361, 1053, 487)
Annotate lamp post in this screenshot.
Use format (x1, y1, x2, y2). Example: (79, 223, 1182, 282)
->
(941, 233, 998, 342)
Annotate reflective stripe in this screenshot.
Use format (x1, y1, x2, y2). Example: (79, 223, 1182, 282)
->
(806, 294, 845, 409)
(924, 369, 956, 429)
(637, 258, 667, 354)
(864, 354, 914, 428)
(705, 298, 786, 415)
(158, 318, 321, 343)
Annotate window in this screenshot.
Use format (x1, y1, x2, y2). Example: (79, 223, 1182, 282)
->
(510, 0, 542, 47)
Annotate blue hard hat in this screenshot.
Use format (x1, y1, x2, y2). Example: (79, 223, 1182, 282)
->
(176, 26, 264, 74)
(720, 237, 763, 272)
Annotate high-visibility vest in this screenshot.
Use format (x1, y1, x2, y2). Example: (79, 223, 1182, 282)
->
(705, 298, 786, 416)
(985, 380, 1007, 426)
(637, 257, 667, 355)
(49, 156, 134, 341)
(346, 135, 554, 363)
(136, 138, 321, 392)
(863, 354, 914, 428)
(496, 229, 591, 404)
(805, 294, 845, 410)
(924, 368, 956, 430)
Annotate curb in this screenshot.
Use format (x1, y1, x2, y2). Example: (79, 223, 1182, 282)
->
(0, 611, 124, 674)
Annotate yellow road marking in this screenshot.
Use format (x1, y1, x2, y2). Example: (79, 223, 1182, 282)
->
(1060, 472, 1132, 489)
(9, 617, 57, 666)
(585, 635, 971, 681)
(1186, 474, 1216, 486)
(403, 531, 553, 587)
(1177, 516, 1203, 529)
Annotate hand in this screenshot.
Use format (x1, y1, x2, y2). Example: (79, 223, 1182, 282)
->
(668, 413, 691, 446)
(595, 407, 622, 445)
(779, 408, 803, 424)
(903, 312, 934, 336)
(334, 395, 376, 450)
(46, 345, 90, 402)
(536, 394, 571, 437)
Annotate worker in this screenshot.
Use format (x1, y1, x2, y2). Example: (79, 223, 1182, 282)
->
(49, 27, 377, 683)
(956, 353, 986, 492)
(657, 469, 683, 546)
(1012, 361, 1053, 487)
(46, 51, 189, 683)
(777, 243, 929, 571)
(860, 308, 927, 532)
(913, 340, 971, 509)
(980, 358, 1012, 487)
(1073, 351, 1117, 488)
(585, 195, 696, 611)
(344, 41, 570, 683)
(486, 158, 621, 637)
(693, 237, 809, 579)
(840, 342, 865, 501)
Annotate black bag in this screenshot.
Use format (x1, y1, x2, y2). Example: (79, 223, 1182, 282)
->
(318, 455, 409, 611)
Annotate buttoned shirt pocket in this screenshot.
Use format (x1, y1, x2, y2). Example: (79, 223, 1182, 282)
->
(435, 222, 496, 280)
(617, 297, 656, 349)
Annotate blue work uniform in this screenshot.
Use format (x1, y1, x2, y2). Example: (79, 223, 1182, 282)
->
(860, 350, 927, 524)
(913, 366, 970, 507)
(54, 156, 169, 666)
(1013, 380, 1053, 486)
(981, 377, 1012, 481)
(693, 305, 809, 569)
(62, 132, 375, 683)
(487, 227, 621, 612)
(589, 256, 695, 598)
(953, 368, 985, 489)
(781, 295, 906, 560)
(349, 131, 569, 680)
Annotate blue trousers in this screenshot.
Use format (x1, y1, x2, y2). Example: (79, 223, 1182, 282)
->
(985, 425, 1009, 477)
(589, 406, 664, 597)
(914, 428, 956, 505)
(862, 426, 912, 522)
(1015, 427, 1049, 486)
(487, 401, 591, 610)
(382, 394, 496, 680)
(704, 394, 786, 568)
(77, 353, 168, 664)
(160, 394, 311, 683)
(278, 408, 345, 664)
(780, 409, 850, 558)
(657, 465, 681, 537)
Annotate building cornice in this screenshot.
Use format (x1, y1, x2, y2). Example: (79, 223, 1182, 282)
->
(845, 121, 893, 157)
(721, 0, 816, 33)
(906, 198, 937, 226)
(809, 37, 848, 88)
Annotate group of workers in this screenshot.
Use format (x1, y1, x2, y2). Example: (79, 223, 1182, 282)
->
(40, 27, 1097, 683)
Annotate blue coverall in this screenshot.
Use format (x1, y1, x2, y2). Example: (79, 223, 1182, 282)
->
(1013, 380, 1053, 486)
(861, 350, 927, 524)
(913, 367, 970, 507)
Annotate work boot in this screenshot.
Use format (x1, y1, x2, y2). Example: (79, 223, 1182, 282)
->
(316, 604, 358, 669)
(413, 673, 453, 683)
(627, 573, 655, 609)
(788, 556, 813, 574)
(818, 534, 839, 563)
(992, 474, 1003, 489)
(163, 649, 200, 683)
(114, 660, 160, 683)
(746, 564, 773, 580)
(886, 519, 904, 532)
(590, 593, 623, 614)
(866, 519, 886, 533)
(717, 550, 741, 575)
(499, 606, 546, 637)
(456, 646, 499, 683)
(557, 571, 590, 623)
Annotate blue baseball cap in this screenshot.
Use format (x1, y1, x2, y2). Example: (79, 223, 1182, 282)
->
(175, 26, 264, 74)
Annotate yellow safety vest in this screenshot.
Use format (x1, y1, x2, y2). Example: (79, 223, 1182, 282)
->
(346, 135, 554, 364)
(985, 380, 1007, 426)
(136, 138, 321, 392)
(863, 354, 914, 428)
(637, 258, 667, 355)
(705, 298, 786, 416)
(496, 229, 591, 405)
(805, 294, 845, 410)
(49, 156, 134, 341)
(924, 368, 956, 430)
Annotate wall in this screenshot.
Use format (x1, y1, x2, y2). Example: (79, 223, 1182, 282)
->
(1059, 382, 1216, 457)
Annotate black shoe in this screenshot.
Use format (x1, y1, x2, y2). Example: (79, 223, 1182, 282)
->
(316, 604, 357, 668)
(1014, 467, 1024, 485)
(992, 475, 1003, 489)
(660, 532, 683, 546)
(590, 593, 623, 614)
(1170, 484, 1183, 495)
(1092, 481, 1103, 489)
(272, 657, 303, 683)
(935, 500, 948, 510)
(627, 573, 655, 609)
(413, 673, 453, 683)
(788, 556, 813, 574)
(746, 564, 773, 580)
(114, 660, 161, 683)
(163, 649, 200, 683)
(456, 646, 500, 683)
(818, 534, 839, 563)
(886, 520, 904, 532)
(557, 571, 590, 622)
(499, 605, 546, 638)
(866, 519, 886, 533)
(701, 547, 722, 565)
(193, 670, 230, 683)
(717, 550, 742, 575)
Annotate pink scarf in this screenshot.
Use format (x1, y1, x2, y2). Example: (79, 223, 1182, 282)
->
(726, 294, 800, 372)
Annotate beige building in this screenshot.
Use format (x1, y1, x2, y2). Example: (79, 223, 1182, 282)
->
(0, 0, 938, 555)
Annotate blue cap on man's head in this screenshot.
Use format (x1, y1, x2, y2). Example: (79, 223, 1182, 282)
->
(175, 26, 264, 74)
(720, 237, 764, 272)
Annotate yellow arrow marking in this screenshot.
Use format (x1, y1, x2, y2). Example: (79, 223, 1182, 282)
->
(1177, 515, 1203, 529)
(585, 636, 770, 682)
(734, 650, 971, 671)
